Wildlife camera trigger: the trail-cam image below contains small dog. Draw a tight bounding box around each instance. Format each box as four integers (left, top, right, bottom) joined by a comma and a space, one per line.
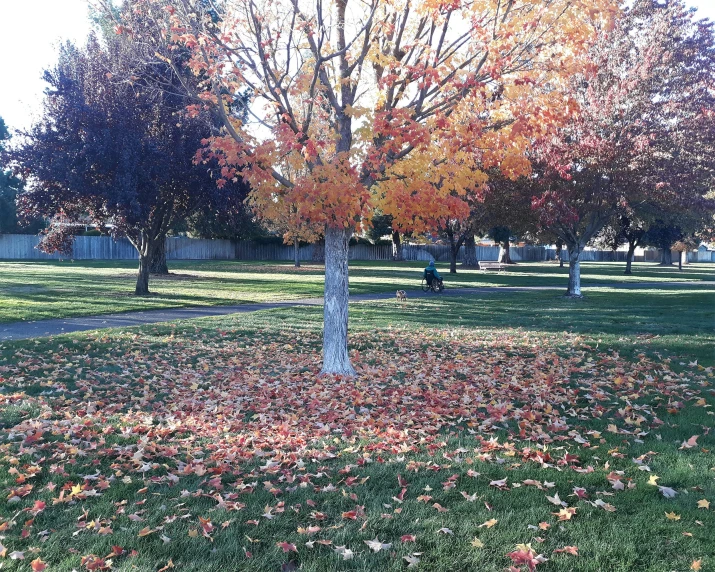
396, 289, 407, 301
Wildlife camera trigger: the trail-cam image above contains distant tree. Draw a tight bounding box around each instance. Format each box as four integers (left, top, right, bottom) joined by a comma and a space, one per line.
531, 0, 715, 296
471, 171, 540, 265
438, 218, 473, 274
10, 37, 249, 294
367, 213, 404, 261
643, 220, 683, 266
488, 226, 515, 265
597, 213, 647, 274
0, 117, 44, 234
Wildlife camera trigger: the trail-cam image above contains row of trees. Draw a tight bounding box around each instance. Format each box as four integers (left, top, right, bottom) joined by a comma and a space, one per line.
3, 0, 714, 374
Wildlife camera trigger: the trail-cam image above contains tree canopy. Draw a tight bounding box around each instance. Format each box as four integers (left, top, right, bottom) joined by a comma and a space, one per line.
530, 0, 715, 295
10, 34, 250, 293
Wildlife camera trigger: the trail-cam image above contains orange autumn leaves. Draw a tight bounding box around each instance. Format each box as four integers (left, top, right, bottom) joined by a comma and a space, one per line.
1, 326, 712, 569
155, 0, 620, 234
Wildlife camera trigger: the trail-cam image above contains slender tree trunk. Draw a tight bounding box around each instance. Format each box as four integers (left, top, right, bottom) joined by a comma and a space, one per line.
462, 232, 478, 267
321, 226, 355, 376
624, 241, 636, 275
149, 239, 169, 275
446, 230, 458, 273
566, 244, 584, 297
498, 239, 514, 264
555, 241, 564, 267
678, 251, 683, 271
391, 231, 403, 261
659, 248, 673, 266
449, 252, 457, 273
294, 240, 300, 268
681, 250, 689, 266
136, 249, 151, 295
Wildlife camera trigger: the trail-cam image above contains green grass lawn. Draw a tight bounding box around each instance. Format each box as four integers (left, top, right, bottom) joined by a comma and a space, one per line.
0, 286, 713, 571
0, 259, 713, 323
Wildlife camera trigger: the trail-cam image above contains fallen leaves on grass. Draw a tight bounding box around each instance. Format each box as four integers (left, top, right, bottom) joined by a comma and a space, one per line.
0, 327, 711, 570
364, 537, 392, 552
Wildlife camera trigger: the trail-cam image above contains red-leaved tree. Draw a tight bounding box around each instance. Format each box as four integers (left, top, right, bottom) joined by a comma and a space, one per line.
531, 0, 715, 296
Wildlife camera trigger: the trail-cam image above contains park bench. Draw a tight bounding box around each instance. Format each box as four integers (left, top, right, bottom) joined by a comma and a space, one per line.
478, 261, 507, 272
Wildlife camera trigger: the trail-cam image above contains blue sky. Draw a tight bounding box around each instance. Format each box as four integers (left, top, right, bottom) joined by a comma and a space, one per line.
1, 0, 714, 133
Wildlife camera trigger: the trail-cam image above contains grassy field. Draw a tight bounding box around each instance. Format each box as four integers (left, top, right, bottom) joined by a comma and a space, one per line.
0, 259, 713, 323
0, 283, 713, 571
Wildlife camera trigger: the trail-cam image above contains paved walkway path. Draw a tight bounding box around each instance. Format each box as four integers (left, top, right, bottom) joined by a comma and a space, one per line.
1, 281, 713, 341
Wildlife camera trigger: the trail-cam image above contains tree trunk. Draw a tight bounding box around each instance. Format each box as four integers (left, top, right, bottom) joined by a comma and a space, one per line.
447, 231, 458, 274
462, 233, 478, 267
659, 248, 673, 266
312, 239, 325, 262
678, 251, 683, 271
136, 252, 151, 295
449, 252, 457, 273
391, 231, 403, 261
566, 244, 584, 297
498, 239, 514, 264
555, 241, 564, 267
321, 226, 355, 376
149, 239, 169, 275
681, 250, 688, 266
624, 241, 636, 275
294, 240, 300, 268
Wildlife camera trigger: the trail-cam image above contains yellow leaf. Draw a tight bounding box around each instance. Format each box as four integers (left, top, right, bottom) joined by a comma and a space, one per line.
478, 519, 498, 528
691, 559, 702, 571
470, 537, 484, 548
665, 512, 681, 521
188, 529, 199, 538
70, 484, 83, 497
696, 499, 710, 509
138, 527, 154, 537
647, 475, 660, 486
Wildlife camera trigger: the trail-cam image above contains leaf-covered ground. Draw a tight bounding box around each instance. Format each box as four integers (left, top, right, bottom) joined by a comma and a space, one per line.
1, 294, 713, 571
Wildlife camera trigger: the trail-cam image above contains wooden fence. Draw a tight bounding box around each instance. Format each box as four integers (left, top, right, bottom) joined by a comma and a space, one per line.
0, 234, 712, 263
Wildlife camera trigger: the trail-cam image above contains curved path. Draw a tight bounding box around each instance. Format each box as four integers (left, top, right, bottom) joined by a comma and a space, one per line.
1, 281, 713, 341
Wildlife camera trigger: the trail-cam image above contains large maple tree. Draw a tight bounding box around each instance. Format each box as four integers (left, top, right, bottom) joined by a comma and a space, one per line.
530, 0, 715, 296
109, 0, 616, 373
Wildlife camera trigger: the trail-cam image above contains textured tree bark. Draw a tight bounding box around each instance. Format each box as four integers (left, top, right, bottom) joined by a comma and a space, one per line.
312, 239, 325, 262
391, 231, 403, 261
445, 226, 461, 273
149, 239, 169, 274
659, 249, 673, 266
294, 240, 300, 268
624, 241, 636, 275
462, 232, 478, 267
498, 239, 514, 264
321, 226, 355, 376
566, 244, 584, 297
136, 252, 151, 295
